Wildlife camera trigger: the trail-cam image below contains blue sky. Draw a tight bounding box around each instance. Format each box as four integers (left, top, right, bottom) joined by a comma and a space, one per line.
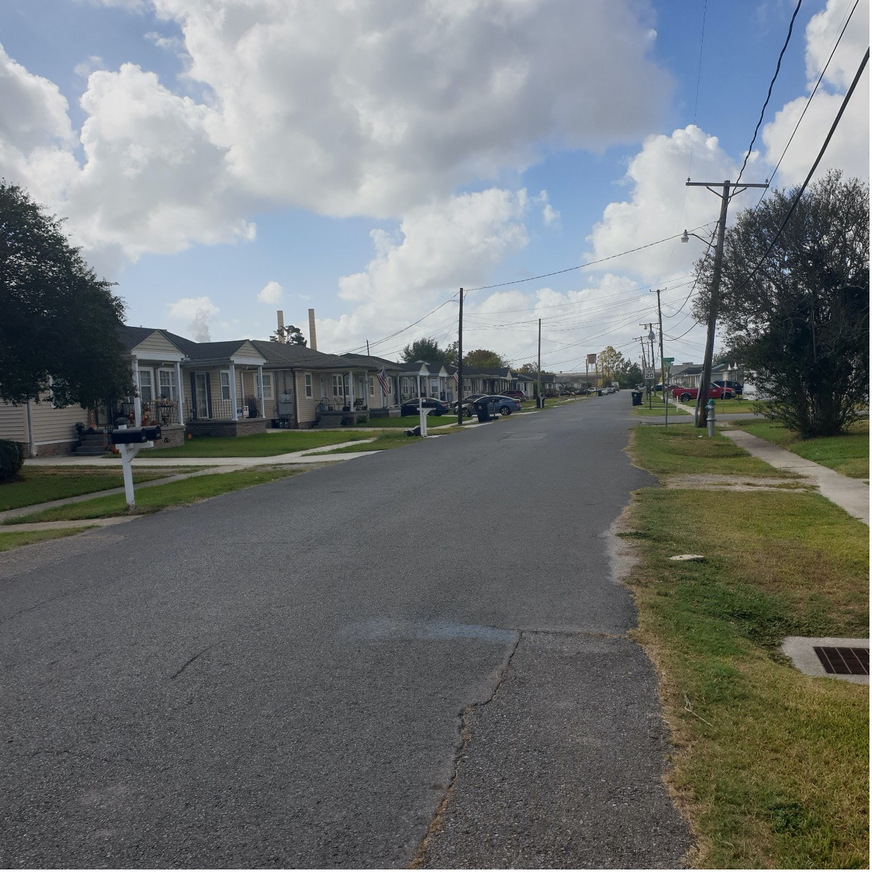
0, 0, 867, 372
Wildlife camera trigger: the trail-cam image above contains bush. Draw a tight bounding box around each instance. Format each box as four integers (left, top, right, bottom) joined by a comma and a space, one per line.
0, 439, 24, 483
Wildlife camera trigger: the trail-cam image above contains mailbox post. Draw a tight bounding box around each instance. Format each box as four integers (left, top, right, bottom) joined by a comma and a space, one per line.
110, 424, 161, 508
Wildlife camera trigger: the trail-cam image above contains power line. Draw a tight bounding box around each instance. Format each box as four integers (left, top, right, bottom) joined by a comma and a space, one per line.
735, 45, 869, 292
762, 0, 862, 199
735, 0, 804, 187
464, 232, 688, 292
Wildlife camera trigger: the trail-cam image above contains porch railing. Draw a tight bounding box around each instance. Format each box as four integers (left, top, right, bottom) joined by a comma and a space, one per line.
119, 401, 180, 426
183, 397, 262, 421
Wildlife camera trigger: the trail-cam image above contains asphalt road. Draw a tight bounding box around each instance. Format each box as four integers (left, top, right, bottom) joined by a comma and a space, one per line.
0, 396, 692, 868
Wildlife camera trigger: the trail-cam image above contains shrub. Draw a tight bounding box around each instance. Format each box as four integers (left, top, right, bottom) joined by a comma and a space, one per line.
0, 439, 24, 483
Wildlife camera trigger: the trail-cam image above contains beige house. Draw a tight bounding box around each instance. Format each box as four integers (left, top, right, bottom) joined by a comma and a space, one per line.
0, 325, 414, 455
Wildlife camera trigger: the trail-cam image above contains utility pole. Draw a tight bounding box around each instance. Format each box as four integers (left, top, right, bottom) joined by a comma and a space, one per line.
655, 288, 668, 425
537, 319, 542, 406
457, 288, 464, 426
686, 178, 768, 427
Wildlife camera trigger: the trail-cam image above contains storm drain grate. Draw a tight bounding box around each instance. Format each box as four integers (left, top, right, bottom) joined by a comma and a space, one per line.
813, 646, 869, 676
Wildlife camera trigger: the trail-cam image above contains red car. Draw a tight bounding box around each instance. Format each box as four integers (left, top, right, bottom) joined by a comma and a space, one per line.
502, 390, 528, 401
671, 383, 735, 402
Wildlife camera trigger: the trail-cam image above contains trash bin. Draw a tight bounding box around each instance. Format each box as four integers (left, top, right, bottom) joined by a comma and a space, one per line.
631, 390, 643, 406
474, 400, 491, 422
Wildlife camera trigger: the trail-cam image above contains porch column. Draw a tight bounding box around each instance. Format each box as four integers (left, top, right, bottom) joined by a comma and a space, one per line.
256, 366, 264, 417
131, 356, 142, 426
348, 370, 354, 409
175, 361, 185, 425
229, 362, 238, 420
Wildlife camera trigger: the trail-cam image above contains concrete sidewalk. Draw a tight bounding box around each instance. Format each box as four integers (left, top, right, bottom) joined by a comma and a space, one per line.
720, 426, 869, 525
2, 440, 380, 529
665, 401, 869, 525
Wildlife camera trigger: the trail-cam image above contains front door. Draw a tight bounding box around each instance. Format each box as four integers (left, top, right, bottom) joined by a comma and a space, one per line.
195, 373, 210, 418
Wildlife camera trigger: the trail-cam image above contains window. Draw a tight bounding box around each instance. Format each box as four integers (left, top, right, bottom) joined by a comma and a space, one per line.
305, 373, 313, 398
138, 370, 153, 403
220, 371, 231, 401
332, 374, 344, 397
262, 372, 273, 400
158, 370, 177, 401
369, 377, 375, 397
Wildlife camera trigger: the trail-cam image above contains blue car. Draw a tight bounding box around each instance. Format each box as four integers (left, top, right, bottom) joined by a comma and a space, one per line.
475, 395, 522, 416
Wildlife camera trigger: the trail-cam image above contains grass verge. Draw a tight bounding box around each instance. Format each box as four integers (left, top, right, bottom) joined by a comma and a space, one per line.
305, 430, 449, 453
151, 430, 371, 457
3, 467, 302, 523
632, 424, 798, 479
624, 429, 869, 868
0, 527, 97, 552
1, 467, 182, 512
728, 418, 869, 480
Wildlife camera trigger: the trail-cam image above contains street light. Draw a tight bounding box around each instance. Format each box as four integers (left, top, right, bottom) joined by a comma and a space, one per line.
681, 216, 726, 429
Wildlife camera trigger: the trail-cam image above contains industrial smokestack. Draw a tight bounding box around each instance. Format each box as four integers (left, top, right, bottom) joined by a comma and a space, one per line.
308, 308, 317, 350
277, 310, 284, 332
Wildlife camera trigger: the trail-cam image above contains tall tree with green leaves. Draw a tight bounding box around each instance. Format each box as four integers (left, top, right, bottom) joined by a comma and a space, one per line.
400, 337, 456, 365
693, 171, 868, 436
0, 183, 132, 407
463, 348, 508, 369
596, 345, 627, 382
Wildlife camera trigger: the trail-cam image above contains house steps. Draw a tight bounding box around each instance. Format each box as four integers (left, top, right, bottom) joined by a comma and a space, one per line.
72, 431, 111, 456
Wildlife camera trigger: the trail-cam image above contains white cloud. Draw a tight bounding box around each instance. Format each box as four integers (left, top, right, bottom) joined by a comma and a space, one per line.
585, 125, 744, 282
257, 280, 283, 304
761, 0, 870, 187
317, 188, 530, 352
150, 0, 670, 218
0, 45, 80, 207
167, 295, 219, 341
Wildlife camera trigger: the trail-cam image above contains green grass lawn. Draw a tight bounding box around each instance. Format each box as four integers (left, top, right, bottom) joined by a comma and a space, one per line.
626, 427, 869, 868
3, 467, 303, 523
1, 467, 175, 511
728, 418, 869, 479
0, 527, 98, 552
151, 430, 371, 457
633, 395, 689, 417
630, 425, 799, 479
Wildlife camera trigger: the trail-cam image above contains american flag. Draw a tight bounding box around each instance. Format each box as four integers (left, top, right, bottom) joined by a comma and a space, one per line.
377, 367, 390, 396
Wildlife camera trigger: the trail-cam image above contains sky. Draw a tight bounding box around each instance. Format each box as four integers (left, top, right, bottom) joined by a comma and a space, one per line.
0, 0, 868, 374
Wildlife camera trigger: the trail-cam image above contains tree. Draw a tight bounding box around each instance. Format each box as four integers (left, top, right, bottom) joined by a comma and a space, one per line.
400, 337, 457, 365
463, 348, 508, 369
596, 345, 626, 382
693, 171, 868, 437
0, 183, 133, 408
271, 324, 307, 345
623, 362, 643, 388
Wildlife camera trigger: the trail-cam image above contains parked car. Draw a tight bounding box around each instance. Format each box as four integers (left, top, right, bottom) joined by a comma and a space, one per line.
502, 389, 528, 401
671, 383, 736, 402
452, 394, 486, 417
400, 397, 451, 416
713, 379, 744, 395
472, 394, 522, 416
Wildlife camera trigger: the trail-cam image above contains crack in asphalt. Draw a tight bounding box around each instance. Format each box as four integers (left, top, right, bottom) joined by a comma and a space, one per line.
410, 630, 523, 868
169, 643, 218, 680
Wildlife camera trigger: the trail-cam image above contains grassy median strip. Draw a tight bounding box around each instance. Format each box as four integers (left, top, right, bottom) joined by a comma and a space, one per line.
153, 430, 372, 457
0, 467, 176, 512
625, 427, 869, 868
728, 418, 869, 480
0, 527, 98, 552
3, 467, 303, 523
